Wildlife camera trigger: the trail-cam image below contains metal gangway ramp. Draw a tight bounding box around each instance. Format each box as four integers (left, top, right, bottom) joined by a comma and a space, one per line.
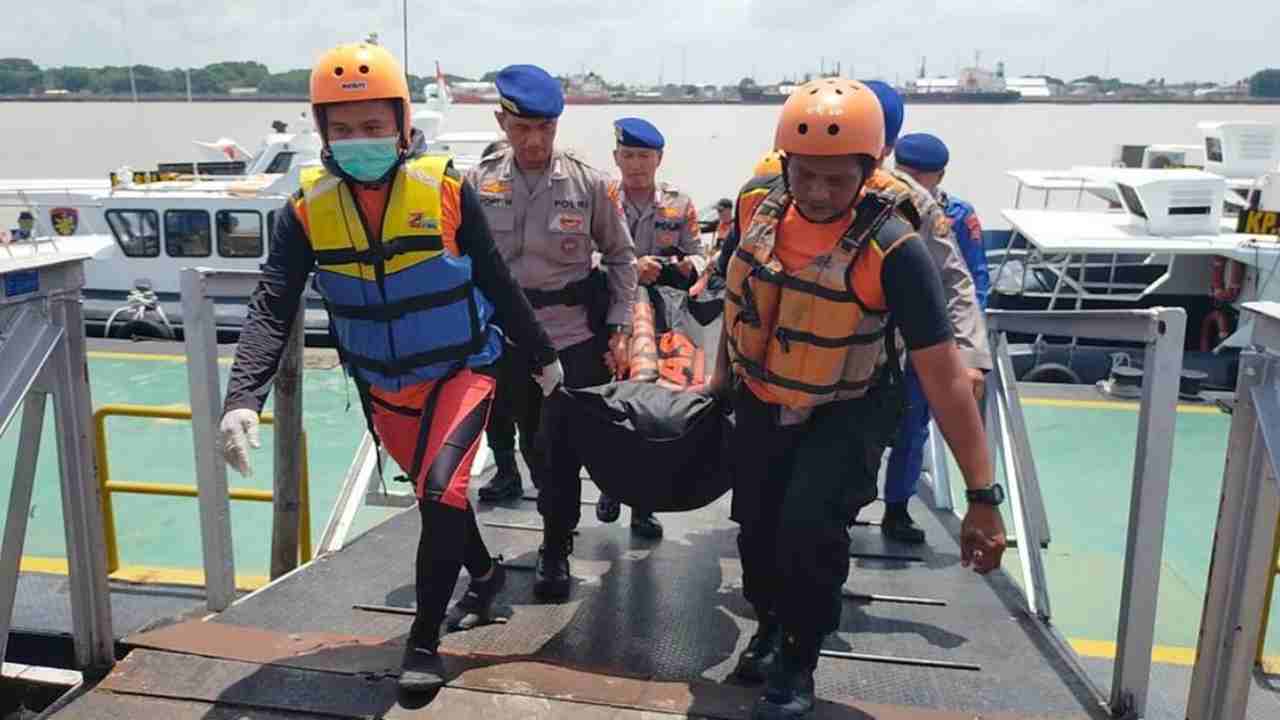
0, 253, 114, 687
32, 302, 1280, 718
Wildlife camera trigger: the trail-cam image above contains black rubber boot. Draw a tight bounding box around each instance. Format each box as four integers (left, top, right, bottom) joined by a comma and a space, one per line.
399, 640, 446, 694
447, 561, 506, 631
732, 613, 781, 684
881, 501, 926, 544
533, 534, 572, 601
596, 493, 621, 523
478, 458, 522, 502
751, 633, 819, 719
630, 511, 664, 539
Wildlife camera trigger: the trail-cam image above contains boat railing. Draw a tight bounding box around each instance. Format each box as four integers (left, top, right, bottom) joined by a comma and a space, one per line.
176, 267, 426, 609
996, 173, 1182, 311
178, 267, 307, 611
924, 307, 1187, 719
0, 188, 111, 254
0, 253, 115, 677
91, 403, 314, 576
1188, 301, 1280, 719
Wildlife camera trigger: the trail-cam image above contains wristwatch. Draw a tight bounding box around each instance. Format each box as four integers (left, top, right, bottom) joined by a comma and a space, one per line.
965, 483, 1006, 507
606, 323, 632, 337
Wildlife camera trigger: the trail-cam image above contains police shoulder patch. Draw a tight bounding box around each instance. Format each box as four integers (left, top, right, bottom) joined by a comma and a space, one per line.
932, 212, 954, 238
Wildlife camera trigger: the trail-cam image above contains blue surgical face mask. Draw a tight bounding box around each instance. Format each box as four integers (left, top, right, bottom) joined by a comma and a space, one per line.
329, 137, 400, 182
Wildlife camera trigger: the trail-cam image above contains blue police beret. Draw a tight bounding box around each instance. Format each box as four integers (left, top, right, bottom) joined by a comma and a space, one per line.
614, 117, 664, 150
864, 80, 904, 147
495, 64, 564, 118
895, 133, 949, 172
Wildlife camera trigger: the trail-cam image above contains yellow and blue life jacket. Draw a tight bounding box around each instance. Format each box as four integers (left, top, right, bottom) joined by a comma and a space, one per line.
299, 155, 502, 391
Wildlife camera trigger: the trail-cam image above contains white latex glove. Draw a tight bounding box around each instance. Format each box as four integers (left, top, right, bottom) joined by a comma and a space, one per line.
534, 358, 565, 397
220, 408, 261, 477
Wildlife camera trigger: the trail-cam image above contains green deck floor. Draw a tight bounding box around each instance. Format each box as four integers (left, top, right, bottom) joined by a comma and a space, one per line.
0, 350, 401, 581
942, 390, 1280, 659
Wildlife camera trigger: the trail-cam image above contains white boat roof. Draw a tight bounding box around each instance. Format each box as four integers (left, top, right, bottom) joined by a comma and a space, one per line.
0, 178, 113, 194
1009, 167, 1260, 192
105, 177, 287, 197
1002, 209, 1279, 256
1006, 169, 1109, 192
0, 250, 91, 275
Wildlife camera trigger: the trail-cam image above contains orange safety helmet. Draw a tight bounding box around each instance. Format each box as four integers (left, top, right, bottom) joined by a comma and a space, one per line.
753, 150, 784, 177
310, 42, 412, 145
774, 78, 884, 158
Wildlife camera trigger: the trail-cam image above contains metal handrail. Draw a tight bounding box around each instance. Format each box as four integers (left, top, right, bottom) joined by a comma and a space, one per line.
1258, 521, 1280, 667
180, 267, 306, 611
1188, 301, 1280, 719
923, 308, 1186, 719
0, 255, 114, 674
92, 403, 312, 577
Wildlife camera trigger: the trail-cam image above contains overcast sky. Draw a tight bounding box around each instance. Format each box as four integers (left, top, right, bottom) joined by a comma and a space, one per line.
4, 1, 1272, 86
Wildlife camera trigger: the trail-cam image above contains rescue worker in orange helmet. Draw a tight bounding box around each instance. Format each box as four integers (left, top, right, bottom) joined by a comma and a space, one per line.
706, 78, 1007, 719
218, 42, 559, 696
753, 150, 784, 178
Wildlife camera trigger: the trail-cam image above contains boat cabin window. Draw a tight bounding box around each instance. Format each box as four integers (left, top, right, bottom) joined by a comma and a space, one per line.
265, 152, 296, 174
165, 210, 212, 257
105, 209, 160, 257
216, 210, 264, 258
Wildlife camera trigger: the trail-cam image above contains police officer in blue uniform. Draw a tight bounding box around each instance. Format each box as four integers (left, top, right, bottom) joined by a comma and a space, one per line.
883, 132, 991, 543
466, 64, 638, 600
595, 117, 705, 539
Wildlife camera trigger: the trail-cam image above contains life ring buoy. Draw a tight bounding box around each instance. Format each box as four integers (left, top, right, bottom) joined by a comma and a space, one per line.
1200, 309, 1235, 352
1023, 363, 1082, 385
112, 318, 175, 341
1210, 256, 1245, 303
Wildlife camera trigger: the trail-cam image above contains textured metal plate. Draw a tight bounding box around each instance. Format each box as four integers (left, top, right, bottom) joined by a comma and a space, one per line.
99, 649, 400, 716
82, 646, 1069, 720
127, 621, 404, 676
50, 692, 312, 720
204, 483, 1101, 716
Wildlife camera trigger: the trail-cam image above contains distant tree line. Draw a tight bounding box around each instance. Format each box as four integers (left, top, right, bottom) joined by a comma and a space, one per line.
0, 57, 469, 97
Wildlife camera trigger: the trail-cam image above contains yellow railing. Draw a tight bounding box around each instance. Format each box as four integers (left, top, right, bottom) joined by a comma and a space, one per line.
93, 403, 311, 576
1258, 518, 1280, 668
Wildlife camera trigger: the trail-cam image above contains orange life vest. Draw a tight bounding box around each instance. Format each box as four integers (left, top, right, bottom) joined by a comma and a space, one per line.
724, 178, 917, 409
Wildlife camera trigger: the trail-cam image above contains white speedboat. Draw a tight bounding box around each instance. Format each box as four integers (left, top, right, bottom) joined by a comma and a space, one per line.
1, 100, 501, 342
989, 121, 1280, 388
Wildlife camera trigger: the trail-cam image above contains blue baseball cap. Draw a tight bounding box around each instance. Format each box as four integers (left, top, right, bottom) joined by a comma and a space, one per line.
895, 133, 950, 172
495, 64, 564, 118
864, 80, 904, 147
614, 117, 664, 150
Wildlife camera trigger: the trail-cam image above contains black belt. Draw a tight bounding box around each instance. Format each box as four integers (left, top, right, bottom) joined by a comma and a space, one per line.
524, 284, 582, 309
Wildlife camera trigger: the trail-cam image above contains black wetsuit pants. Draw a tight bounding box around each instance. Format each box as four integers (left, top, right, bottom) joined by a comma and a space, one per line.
729, 383, 885, 639
486, 340, 544, 470
411, 501, 492, 647
399, 385, 495, 649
